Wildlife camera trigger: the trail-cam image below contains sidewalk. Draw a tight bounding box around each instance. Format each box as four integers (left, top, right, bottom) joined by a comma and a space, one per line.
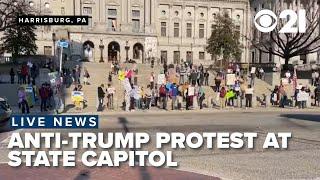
10, 105, 55, 115
63, 105, 320, 116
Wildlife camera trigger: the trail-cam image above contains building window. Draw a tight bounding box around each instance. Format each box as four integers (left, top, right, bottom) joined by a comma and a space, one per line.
200, 12, 204, 17
300, 54, 307, 64
211, 24, 216, 33
174, 51, 180, 64
61, 7, 65, 15
83, 7, 92, 15
132, 10, 140, 18
132, 19, 140, 33
107, 9, 117, 31
83, 7, 92, 28
161, 51, 167, 64
161, 10, 166, 15
174, 23, 179, 37
175, 11, 179, 16
186, 23, 192, 38
199, 24, 205, 38
44, 46, 52, 56
199, 52, 205, 60
187, 12, 192, 17
161, 22, 166, 37
108, 9, 117, 16
132, 10, 140, 33
212, 13, 216, 18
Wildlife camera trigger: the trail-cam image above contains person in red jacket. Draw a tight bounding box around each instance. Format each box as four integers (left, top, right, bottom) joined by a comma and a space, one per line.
21, 64, 29, 84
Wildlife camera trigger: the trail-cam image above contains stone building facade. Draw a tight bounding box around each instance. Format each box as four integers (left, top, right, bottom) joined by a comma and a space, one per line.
20, 0, 251, 65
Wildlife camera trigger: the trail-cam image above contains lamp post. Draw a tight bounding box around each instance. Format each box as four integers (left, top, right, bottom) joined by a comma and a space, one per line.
125, 41, 130, 62
52, 33, 57, 57
191, 43, 193, 64
99, 39, 104, 63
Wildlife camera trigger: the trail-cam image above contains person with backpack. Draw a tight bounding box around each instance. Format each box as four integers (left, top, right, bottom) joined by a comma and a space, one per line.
219, 86, 227, 109
159, 84, 167, 110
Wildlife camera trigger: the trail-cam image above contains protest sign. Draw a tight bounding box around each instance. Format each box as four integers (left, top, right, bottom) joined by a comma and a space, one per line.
188, 86, 195, 96
226, 74, 236, 86
157, 74, 166, 85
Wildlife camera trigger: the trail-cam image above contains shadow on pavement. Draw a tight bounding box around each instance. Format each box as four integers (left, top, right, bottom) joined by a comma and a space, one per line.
119, 117, 151, 180
280, 114, 320, 123
0, 118, 20, 133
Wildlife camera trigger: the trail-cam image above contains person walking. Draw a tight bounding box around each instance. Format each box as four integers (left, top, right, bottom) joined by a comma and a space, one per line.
97, 84, 105, 111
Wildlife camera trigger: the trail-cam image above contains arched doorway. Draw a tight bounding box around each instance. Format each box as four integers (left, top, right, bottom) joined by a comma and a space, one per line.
133, 43, 144, 63
108, 41, 120, 62
83, 41, 95, 62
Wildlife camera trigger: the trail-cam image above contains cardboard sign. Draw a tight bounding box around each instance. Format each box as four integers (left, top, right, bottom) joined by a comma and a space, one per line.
118, 70, 126, 81
39, 68, 51, 84
188, 86, 195, 96
297, 92, 309, 102
157, 74, 166, 85
123, 78, 132, 92
24, 85, 35, 106
226, 74, 236, 86
71, 91, 84, 102
251, 67, 256, 74
48, 72, 60, 86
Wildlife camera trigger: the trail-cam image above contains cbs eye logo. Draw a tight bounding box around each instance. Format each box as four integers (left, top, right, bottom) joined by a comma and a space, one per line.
254, 9, 306, 33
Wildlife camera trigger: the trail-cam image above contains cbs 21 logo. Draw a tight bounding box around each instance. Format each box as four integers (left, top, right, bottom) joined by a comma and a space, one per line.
254, 9, 306, 33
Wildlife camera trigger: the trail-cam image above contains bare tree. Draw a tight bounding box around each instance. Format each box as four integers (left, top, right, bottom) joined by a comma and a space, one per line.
0, 0, 31, 32
252, 0, 320, 66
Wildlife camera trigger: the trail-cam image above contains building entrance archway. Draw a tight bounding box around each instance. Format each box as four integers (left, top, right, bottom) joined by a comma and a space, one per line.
108, 41, 120, 62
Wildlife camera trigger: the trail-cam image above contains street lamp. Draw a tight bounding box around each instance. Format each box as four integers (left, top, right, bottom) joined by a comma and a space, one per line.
125, 41, 130, 62
99, 39, 104, 63
52, 32, 57, 58
191, 43, 193, 64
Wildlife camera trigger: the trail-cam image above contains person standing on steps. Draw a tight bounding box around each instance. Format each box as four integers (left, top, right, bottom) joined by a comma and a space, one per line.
97, 84, 105, 111
83, 68, 90, 85
107, 84, 116, 110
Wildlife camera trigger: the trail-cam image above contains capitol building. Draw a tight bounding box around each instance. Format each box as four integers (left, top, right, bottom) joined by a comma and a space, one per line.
24, 0, 251, 65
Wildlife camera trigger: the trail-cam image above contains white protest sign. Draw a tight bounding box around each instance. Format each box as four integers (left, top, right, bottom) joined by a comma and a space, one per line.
157, 74, 166, 85
226, 74, 236, 86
